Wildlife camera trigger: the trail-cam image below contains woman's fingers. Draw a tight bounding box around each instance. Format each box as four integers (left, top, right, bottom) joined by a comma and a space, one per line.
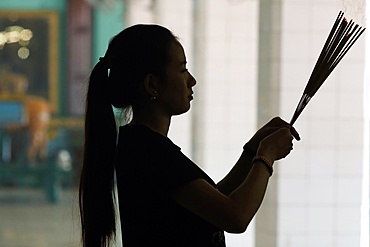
289, 126, 301, 141
268, 117, 301, 141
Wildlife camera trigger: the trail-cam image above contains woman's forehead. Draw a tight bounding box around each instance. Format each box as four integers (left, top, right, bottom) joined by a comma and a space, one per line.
169, 41, 186, 64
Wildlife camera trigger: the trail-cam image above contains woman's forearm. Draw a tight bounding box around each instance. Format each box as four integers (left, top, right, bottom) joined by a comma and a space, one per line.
217, 150, 255, 195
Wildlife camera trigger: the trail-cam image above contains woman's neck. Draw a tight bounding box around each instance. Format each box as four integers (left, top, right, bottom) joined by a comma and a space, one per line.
130, 111, 171, 137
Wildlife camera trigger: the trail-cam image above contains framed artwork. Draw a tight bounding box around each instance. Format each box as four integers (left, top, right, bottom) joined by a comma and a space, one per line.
0, 10, 59, 112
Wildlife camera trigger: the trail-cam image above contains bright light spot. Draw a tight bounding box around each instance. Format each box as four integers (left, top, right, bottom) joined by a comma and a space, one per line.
6, 30, 20, 43
20, 29, 33, 41
18, 47, 29, 59
0, 32, 6, 46
0, 26, 33, 48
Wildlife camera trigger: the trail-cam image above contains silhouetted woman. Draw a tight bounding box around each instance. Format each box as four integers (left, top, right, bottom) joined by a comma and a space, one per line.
79, 24, 300, 247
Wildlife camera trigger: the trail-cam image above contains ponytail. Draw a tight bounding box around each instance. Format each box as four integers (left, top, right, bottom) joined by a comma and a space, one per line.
79, 60, 117, 247
78, 24, 178, 246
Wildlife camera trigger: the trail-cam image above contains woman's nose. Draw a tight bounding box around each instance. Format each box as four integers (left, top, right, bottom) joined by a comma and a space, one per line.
189, 72, 196, 87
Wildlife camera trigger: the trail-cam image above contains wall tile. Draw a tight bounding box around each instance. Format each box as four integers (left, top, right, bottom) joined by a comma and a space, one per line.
306, 119, 339, 147
312, 3, 341, 32
307, 149, 336, 177
306, 235, 335, 247
335, 206, 362, 233
279, 149, 309, 177
278, 235, 308, 247
282, 3, 311, 31
338, 91, 364, 119
336, 149, 363, 176
338, 63, 365, 91
307, 177, 336, 204
338, 119, 364, 148
279, 178, 308, 205
282, 33, 312, 62
278, 206, 308, 234
307, 206, 335, 234
334, 233, 361, 247
335, 177, 363, 204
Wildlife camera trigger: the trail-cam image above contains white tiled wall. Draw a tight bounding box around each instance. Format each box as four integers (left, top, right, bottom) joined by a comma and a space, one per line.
124, 0, 368, 246
278, 1, 368, 247
200, 0, 258, 181
200, 1, 258, 246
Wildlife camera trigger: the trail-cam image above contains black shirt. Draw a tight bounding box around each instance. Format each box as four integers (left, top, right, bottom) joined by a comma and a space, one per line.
115, 125, 226, 246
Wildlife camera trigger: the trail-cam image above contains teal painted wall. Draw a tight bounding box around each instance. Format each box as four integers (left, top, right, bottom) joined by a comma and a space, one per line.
0, 0, 65, 10
92, 1, 125, 64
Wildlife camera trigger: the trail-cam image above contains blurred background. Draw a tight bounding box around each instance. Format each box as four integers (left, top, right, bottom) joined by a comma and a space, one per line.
0, 0, 368, 246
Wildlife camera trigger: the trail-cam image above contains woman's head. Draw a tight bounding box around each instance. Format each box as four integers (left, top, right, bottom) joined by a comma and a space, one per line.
151, 40, 196, 116
102, 24, 178, 109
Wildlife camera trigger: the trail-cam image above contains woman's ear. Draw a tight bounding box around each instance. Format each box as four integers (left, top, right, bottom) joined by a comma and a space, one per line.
143, 74, 159, 98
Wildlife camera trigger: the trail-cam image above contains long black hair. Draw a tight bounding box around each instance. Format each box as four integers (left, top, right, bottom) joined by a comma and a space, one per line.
79, 24, 177, 247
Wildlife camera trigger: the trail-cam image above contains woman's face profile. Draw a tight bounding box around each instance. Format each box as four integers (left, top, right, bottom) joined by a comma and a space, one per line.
156, 41, 197, 116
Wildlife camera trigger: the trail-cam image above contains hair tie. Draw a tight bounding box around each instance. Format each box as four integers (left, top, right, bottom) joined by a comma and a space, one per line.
99, 57, 110, 69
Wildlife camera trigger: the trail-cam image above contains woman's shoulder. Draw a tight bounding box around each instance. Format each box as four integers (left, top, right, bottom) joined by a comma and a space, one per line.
118, 124, 180, 150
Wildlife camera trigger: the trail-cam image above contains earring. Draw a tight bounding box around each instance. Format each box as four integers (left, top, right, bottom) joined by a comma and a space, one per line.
150, 91, 157, 101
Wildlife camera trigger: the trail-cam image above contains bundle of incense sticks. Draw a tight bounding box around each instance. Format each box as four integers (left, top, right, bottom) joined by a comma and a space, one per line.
290, 11, 366, 125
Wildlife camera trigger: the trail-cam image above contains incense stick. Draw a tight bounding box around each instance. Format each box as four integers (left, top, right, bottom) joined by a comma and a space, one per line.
289, 11, 366, 125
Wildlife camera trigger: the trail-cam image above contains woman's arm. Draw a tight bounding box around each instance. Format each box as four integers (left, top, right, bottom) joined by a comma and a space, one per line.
173, 126, 296, 233
217, 117, 300, 195
216, 150, 254, 196
173, 161, 270, 233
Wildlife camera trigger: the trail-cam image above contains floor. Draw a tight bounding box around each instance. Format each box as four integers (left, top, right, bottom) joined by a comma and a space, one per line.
0, 187, 81, 247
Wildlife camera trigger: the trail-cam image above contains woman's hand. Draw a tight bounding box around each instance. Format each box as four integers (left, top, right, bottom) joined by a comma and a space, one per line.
244, 117, 300, 155
256, 127, 294, 163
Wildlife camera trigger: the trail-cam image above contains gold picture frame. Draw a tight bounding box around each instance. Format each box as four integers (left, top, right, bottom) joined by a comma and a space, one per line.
0, 10, 59, 112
